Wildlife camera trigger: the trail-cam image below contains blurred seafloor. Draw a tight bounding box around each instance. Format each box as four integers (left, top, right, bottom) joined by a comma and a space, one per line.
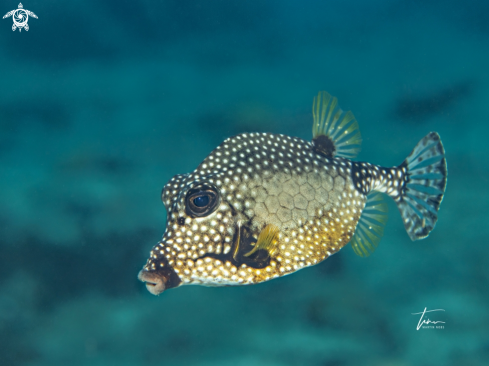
0, 1, 488, 365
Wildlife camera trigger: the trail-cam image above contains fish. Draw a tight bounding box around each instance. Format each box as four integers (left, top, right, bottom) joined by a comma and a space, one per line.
138, 91, 447, 295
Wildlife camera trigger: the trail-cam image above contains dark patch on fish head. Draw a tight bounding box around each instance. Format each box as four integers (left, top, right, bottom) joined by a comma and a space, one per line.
230, 224, 272, 269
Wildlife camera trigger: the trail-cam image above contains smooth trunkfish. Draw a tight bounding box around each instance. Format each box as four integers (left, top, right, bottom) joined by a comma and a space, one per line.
138, 91, 447, 295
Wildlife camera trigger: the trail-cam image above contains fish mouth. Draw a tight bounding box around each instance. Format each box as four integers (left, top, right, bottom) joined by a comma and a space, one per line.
138, 270, 166, 296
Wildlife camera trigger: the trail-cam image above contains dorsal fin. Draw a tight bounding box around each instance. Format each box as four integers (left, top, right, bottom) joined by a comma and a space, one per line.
350, 193, 388, 257
312, 91, 362, 159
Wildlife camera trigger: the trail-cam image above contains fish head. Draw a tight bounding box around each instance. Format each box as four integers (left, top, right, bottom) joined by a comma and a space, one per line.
138, 166, 242, 294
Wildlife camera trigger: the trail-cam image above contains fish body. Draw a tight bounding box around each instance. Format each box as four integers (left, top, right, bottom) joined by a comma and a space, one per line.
139, 92, 447, 295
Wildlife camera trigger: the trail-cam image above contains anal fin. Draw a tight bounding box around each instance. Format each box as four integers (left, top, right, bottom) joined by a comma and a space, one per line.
351, 193, 388, 257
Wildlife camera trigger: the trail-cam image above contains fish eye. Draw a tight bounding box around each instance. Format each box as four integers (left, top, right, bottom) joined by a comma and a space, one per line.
185, 185, 220, 217
193, 195, 209, 207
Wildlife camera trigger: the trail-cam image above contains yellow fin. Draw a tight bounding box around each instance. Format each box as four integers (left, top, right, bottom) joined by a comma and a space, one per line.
244, 224, 280, 257
312, 91, 362, 159
351, 193, 388, 257
233, 221, 242, 261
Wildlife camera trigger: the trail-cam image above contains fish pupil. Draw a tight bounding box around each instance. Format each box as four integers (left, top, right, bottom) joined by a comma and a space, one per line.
193, 195, 209, 207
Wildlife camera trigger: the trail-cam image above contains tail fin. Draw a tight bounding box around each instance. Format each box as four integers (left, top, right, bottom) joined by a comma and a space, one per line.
397, 132, 447, 240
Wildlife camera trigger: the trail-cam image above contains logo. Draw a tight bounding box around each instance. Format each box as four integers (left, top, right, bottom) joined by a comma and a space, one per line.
3, 3, 37, 32
411, 307, 445, 330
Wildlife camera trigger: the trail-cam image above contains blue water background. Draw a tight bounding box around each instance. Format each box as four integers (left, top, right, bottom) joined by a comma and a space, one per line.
0, 1, 488, 365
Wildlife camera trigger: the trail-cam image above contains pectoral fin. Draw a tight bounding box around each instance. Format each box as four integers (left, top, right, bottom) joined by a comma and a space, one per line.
244, 224, 280, 257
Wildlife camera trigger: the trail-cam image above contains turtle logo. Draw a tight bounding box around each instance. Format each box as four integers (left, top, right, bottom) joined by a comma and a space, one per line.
3, 3, 37, 32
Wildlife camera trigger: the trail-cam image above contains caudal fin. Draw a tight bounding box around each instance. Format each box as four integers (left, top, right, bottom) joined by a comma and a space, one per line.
397, 132, 447, 240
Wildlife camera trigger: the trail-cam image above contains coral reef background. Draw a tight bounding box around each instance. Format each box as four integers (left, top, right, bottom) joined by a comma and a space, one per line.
0, 1, 488, 365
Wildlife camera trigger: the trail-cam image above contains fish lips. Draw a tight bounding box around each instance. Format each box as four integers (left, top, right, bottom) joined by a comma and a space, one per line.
138, 252, 183, 295
138, 270, 166, 295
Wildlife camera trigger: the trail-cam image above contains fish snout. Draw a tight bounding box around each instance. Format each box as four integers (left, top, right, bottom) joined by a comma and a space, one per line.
138, 270, 166, 295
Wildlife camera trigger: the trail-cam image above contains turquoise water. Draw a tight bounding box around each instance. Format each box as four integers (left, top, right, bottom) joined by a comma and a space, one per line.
0, 1, 487, 365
